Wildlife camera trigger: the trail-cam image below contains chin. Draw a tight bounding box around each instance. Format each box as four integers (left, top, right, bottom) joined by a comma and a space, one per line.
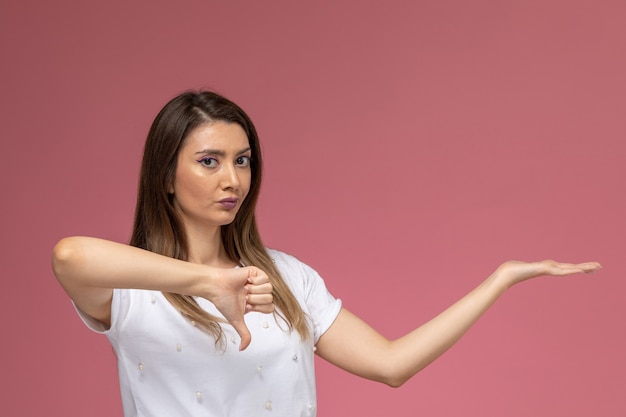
217, 214, 239, 226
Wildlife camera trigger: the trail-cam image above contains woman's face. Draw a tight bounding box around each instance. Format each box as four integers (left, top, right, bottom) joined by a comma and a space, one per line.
170, 121, 252, 230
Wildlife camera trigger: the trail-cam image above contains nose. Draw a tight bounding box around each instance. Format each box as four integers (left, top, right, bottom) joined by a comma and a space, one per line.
220, 162, 240, 190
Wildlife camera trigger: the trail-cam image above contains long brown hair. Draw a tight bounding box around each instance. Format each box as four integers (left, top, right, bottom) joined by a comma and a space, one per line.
130, 90, 309, 343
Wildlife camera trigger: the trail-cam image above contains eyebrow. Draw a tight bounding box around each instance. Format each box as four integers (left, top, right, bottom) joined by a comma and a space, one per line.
194, 147, 251, 156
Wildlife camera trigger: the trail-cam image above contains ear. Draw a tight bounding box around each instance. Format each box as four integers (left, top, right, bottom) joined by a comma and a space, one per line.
168, 182, 174, 194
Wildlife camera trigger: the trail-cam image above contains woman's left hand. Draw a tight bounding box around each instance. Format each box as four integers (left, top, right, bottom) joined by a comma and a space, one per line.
316, 258, 601, 387
493, 260, 602, 289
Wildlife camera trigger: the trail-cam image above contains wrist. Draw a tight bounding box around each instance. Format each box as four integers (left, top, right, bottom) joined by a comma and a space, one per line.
487, 265, 515, 293
189, 264, 220, 300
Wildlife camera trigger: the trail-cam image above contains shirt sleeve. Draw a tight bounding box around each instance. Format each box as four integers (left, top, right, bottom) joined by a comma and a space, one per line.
268, 249, 342, 343
72, 288, 130, 336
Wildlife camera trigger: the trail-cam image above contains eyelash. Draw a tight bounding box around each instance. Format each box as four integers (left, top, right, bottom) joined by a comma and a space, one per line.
197, 156, 251, 168
198, 157, 218, 167
236, 156, 251, 167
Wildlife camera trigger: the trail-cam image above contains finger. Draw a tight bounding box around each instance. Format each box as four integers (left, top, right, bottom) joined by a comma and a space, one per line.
246, 266, 260, 279
247, 272, 270, 285
246, 293, 274, 305
578, 262, 602, 272
248, 266, 270, 284
546, 261, 601, 275
230, 318, 252, 351
246, 303, 275, 314
245, 282, 273, 294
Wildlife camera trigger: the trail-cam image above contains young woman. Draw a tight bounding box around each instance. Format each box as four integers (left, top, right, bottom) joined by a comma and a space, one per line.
52, 91, 600, 417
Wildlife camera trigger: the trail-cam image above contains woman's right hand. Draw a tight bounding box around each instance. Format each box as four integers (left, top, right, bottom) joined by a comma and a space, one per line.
207, 266, 274, 350
52, 237, 274, 350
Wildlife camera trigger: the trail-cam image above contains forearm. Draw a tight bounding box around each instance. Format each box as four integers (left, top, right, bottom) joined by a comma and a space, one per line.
385, 273, 507, 386
52, 236, 275, 349
52, 236, 212, 302
316, 275, 509, 387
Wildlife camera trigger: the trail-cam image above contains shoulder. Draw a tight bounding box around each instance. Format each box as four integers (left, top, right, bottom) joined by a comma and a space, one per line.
265, 248, 299, 265
265, 248, 315, 273
265, 248, 341, 341
264, 248, 331, 293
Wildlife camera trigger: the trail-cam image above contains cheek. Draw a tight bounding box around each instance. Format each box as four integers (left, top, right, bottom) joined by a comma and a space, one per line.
173, 168, 206, 197
242, 171, 253, 197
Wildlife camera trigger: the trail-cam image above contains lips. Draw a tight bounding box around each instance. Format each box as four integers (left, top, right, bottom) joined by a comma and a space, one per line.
219, 197, 239, 210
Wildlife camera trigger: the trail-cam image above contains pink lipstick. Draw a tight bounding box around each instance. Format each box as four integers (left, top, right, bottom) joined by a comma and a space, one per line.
219, 197, 239, 210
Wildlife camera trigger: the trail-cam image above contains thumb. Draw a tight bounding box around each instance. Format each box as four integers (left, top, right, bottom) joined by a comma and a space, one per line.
231, 317, 252, 351
234, 267, 254, 350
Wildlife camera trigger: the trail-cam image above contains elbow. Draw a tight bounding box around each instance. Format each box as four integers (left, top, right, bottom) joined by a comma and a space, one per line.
384, 378, 406, 389
379, 361, 429, 388
51, 237, 84, 280
375, 367, 410, 388
382, 372, 412, 388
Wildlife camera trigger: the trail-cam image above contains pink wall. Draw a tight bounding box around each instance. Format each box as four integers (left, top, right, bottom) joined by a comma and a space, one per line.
1, 1, 624, 415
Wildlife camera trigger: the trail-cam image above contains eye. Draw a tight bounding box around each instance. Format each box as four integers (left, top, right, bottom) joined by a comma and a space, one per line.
198, 157, 218, 168
236, 156, 251, 167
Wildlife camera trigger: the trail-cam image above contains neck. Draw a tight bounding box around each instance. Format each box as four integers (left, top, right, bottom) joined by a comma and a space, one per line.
183, 223, 235, 268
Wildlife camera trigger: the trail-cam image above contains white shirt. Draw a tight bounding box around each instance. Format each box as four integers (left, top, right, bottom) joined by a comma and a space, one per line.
76, 249, 342, 417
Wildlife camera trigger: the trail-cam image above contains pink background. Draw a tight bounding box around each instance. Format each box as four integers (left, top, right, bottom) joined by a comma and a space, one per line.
1, 1, 624, 416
